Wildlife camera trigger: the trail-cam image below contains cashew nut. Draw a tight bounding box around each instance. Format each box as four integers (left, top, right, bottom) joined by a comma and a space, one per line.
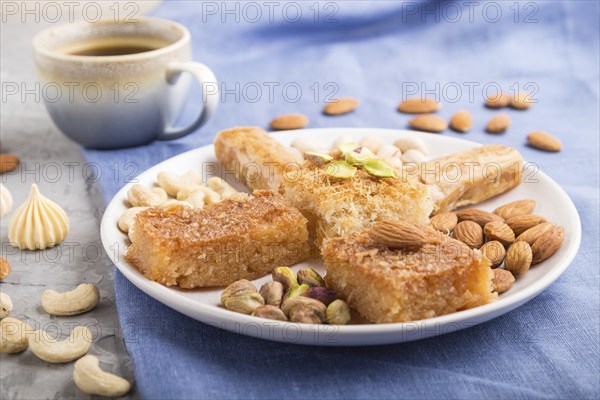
181, 189, 205, 208
74, 355, 131, 397
160, 199, 191, 208
118, 207, 149, 233
0, 292, 12, 318
177, 186, 220, 205
359, 134, 384, 153
0, 317, 32, 353
127, 184, 168, 207
157, 170, 202, 196
41, 284, 100, 316
401, 149, 428, 164
393, 137, 428, 155
29, 325, 92, 363
206, 177, 238, 198
331, 135, 356, 150
377, 144, 402, 160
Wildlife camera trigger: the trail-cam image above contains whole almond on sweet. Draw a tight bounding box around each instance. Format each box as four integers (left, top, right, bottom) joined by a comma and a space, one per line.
480, 241, 506, 268
493, 199, 536, 220
453, 221, 484, 248
485, 93, 510, 109
0, 257, 10, 280
492, 269, 515, 293
323, 97, 359, 115
486, 114, 511, 133
409, 114, 448, 133
531, 226, 564, 264
450, 110, 473, 133
484, 221, 515, 245
528, 131, 562, 152
505, 241, 533, 276
397, 97, 440, 114
516, 222, 555, 245
510, 91, 533, 110
0, 154, 19, 174
456, 209, 504, 227
506, 215, 547, 236
430, 212, 458, 233
369, 220, 429, 248
270, 114, 309, 130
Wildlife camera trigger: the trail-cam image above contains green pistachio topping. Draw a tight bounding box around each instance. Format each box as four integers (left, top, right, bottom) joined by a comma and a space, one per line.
337, 141, 359, 154
304, 151, 334, 164
326, 160, 357, 178
345, 147, 375, 165
363, 159, 398, 178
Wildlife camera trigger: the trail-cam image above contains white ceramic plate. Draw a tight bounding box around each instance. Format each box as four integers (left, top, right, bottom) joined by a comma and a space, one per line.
100, 128, 581, 346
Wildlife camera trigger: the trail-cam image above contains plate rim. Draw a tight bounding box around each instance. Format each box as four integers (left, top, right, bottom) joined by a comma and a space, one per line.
100, 128, 582, 345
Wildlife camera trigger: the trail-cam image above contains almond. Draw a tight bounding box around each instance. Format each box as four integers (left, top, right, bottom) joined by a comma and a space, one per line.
456, 209, 504, 227
397, 97, 440, 114
484, 221, 515, 245
453, 221, 484, 248
510, 91, 533, 110
480, 241, 506, 268
369, 220, 429, 248
505, 241, 532, 276
531, 226, 564, 264
430, 212, 458, 233
0, 154, 19, 174
506, 215, 547, 236
0, 257, 10, 280
515, 222, 555, 245
270, 114, 309, 130
450, 110, 473, 133
486, 114, 511, 133
408, 114, 448, 133
527, 131, 562, 152
484, 92, 510, 109
492, 269, 515, 293
323, 97, 359, 116
493, 199, 536, 220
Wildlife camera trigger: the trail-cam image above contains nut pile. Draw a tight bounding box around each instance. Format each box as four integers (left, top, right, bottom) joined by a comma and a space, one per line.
119, 173, 238, 241
221, 267, 351, 325
290, 134, 430, 170
0, 283, 131, 397
430, 199, 565, 293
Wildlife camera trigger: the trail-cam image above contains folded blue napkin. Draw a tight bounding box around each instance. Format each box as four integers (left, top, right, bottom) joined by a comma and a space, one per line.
83, 1, 599, 398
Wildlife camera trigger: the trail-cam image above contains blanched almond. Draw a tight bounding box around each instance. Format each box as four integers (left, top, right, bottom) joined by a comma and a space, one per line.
409, 114, 448, 133
270, 114, 309, 130
528, 131, 562, 152
397, 97, 439, 113
323, 97, 359, 115
486, 114, 511, 133
450, 110, 473, 133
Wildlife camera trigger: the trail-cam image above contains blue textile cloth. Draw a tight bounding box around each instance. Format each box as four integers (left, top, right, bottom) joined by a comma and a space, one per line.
83, 1, 600, 398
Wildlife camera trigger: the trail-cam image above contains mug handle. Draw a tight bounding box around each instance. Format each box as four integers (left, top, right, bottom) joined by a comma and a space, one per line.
157, 61, 219, 141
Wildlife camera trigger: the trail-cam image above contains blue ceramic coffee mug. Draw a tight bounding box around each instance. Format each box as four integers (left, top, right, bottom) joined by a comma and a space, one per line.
33, 17, 219, 149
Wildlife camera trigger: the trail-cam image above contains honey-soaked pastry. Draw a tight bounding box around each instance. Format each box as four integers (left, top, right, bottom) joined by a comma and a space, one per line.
323, 226, 496, 323
214, 127, 302, 191
126, 191, 309, 288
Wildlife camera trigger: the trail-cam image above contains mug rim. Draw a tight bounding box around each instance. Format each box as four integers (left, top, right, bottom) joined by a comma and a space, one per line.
33, 16, 190, 63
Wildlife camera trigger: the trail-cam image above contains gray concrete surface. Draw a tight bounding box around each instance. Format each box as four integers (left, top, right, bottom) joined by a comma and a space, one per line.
0, 3, 159, 398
